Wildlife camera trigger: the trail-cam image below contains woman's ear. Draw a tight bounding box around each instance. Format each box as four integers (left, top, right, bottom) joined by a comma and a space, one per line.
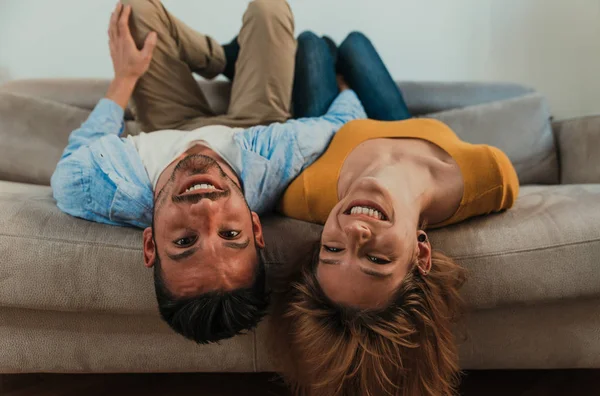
416, 231, 432, 275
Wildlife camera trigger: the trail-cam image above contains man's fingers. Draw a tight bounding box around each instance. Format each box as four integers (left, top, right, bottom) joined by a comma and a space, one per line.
109, 3, 121, 40
141, 32, 158, 60
118, 4, 132, 37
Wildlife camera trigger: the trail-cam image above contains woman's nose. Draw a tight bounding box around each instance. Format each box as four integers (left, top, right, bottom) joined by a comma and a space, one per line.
344, 222, 372, 244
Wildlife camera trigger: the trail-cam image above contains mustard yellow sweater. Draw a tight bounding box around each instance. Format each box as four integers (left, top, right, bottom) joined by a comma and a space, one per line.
279, 119, 519, 228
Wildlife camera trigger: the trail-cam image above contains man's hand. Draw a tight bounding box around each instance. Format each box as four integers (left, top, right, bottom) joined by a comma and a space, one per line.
109, 3, 157, 81
106, 3, 157, 109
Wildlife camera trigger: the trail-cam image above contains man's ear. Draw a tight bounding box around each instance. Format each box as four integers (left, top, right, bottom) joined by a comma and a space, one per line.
143, 227, 156, 268
251, 211, 266, 249
416, 231, 432, 276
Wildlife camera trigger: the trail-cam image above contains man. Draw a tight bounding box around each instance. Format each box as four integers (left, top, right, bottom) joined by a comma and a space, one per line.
51, 0, 366, 343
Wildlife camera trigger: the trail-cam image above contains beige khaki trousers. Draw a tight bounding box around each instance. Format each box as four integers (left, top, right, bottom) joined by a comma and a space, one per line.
122, 0, 296, 131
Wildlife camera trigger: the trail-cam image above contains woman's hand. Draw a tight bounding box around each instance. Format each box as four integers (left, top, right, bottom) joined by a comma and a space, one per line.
108, 3, 157, 82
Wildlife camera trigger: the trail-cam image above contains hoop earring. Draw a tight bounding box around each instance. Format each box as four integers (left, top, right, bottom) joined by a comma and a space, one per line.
417, 264, 430, 276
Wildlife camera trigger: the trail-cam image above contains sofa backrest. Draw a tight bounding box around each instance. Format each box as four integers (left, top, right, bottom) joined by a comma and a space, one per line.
0, 78, 535, 118
0, 79, 555, 186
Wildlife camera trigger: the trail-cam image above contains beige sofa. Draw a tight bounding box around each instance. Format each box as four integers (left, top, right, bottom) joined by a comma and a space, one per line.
1, 79, 599, 374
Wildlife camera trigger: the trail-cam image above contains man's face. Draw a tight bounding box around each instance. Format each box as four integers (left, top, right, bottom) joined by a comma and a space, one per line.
142, 155, 265, 297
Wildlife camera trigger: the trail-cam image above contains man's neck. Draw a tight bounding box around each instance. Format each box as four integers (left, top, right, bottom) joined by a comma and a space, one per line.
154, 142, 241, 198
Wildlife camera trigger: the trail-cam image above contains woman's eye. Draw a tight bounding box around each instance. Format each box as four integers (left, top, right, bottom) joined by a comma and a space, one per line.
368, 255, 391, 264
174, 235, 197, 247
323, 245, 344, 253
219, 230, 241, 239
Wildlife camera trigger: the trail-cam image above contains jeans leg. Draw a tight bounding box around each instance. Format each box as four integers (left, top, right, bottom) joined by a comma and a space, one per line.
338, 32, 411, 121
292, 31, 339, 118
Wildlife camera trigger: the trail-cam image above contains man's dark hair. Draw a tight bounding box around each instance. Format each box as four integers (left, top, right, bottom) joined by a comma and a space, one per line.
153, 245, 269, 344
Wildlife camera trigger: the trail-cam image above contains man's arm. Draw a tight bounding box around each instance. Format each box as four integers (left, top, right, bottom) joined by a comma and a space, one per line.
292, 89, 367, 166
239, 88, 367, 166
62, 3, 157, 159
106, 3, 156, 109
52, 3, 157, 228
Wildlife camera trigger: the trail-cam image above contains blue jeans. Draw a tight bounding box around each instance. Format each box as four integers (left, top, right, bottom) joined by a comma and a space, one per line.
293, 31, 411, 121
292, 31, 339, 118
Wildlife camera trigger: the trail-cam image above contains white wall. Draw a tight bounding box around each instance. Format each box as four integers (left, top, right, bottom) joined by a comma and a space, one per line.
1, 0, 599, 120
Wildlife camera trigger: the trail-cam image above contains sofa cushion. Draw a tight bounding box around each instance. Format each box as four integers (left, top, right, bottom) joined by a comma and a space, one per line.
399, 81, 535, 116
1, 181, 599, 314
426, 93, 558, 185
0, 93, 143, 186
0, 93, 90, 186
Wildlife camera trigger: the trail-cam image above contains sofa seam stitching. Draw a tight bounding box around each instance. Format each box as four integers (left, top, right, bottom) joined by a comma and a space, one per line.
0, 232, 140, 251
452, 237, 600, 260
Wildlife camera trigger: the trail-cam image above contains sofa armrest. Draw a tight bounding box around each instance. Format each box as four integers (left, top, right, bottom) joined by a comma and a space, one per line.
554, 115, 600, 184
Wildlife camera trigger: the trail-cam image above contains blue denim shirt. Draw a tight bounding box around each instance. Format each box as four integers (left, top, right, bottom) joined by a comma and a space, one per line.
51, 90, 366, 229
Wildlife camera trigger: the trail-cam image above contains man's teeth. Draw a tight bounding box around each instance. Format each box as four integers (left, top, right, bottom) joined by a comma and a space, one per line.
185, 183, 216, 193
350, 206, 384, 220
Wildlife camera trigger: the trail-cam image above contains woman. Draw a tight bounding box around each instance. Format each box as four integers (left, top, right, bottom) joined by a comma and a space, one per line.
271, 32, 519, 396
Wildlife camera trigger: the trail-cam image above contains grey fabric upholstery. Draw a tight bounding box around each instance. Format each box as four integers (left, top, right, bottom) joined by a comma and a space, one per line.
0, 79, 136, 119
0, 93, 90, 185
1, 79, 600, 373
398, 81, 535, 116
427, 93, 558, 184
0, 79, 231, 120
3, 181, 600, 313
554, 115, 600, 184
0, 79, 555, 186
1, 78, 533, 119
0, 93, 142, 186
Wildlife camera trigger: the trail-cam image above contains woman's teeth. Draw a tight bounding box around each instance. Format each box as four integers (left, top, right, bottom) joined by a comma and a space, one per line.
185, 183, 216, 193
349, 206, 384, 220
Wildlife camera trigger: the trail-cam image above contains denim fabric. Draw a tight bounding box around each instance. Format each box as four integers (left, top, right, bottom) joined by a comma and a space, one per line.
338, 32, 411, 121
292, 31, 411, 122
51, 92, 366, 229
292, 31, 339, 118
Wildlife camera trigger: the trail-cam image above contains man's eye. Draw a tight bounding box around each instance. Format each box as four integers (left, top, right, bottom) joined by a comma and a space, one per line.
174, 236, 197, 247
323, 245, 344, 253
368, 255, 391, 265
219, 230, 241, 239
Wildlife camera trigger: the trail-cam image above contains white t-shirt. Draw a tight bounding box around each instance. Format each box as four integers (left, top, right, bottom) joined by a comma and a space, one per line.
127, 125, 244, 189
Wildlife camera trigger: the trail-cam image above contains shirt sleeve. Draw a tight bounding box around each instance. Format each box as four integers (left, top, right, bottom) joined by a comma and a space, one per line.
237, 89, 367, 166
51, 135, 153, 229
51, 99, 153, 229
60, 98, 125, 160
294, 89, 367, 166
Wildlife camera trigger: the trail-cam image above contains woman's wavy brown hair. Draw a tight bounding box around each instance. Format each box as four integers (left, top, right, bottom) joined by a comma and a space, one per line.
269, 245, 467, 396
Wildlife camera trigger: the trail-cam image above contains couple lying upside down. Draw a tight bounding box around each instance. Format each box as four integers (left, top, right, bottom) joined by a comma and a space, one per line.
51, 1, 519, 395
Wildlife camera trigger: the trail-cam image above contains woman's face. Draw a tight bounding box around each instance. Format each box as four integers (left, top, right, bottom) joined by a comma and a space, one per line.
317, 178, 428, 309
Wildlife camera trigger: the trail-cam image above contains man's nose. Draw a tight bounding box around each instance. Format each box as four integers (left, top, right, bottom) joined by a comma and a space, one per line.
189, 197, 219, 219
344, 222, 372, 244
